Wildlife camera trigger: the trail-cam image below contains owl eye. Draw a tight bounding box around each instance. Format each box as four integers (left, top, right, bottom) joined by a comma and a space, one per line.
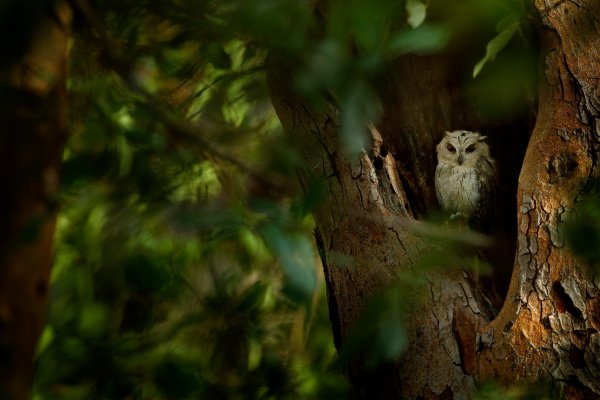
465, 144, 477, 153
446, 144, 456, 153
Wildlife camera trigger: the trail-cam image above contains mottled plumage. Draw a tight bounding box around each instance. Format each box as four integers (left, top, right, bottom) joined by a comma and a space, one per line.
435, 130, 497, 232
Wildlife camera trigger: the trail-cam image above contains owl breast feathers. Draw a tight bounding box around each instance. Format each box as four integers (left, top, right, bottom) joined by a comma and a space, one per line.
435, 130, 498, 232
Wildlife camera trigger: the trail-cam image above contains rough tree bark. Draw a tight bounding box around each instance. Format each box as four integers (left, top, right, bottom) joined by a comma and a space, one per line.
267, 0, 600, 398
0, 2, 71, 399
478, 1, 600, 397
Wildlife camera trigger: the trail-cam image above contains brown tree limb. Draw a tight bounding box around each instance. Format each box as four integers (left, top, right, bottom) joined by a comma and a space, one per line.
0, 2, 72, 399
478, 2, 600, 397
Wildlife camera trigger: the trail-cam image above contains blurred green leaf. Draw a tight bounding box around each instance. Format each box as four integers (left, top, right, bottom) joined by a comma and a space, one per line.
228, 0, 310, 52
292, 177, 327, 217
340, 82, 379, 155
371, 299, 408, 363
260, 225, 317, 304
35, 327, 55, 358
116, 134, 133, 177
406, 0, 427, 29
388, 24, 450, 54
247, 337, 263, 371
473, 15, 520, 78
78, 303, 109, 337
348, 1, 390, 51
338, 287, 409, 368
565, 191, 600, 268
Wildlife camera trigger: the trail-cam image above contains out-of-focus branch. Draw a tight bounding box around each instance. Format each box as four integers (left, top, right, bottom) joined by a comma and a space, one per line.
0, 2, 72, 399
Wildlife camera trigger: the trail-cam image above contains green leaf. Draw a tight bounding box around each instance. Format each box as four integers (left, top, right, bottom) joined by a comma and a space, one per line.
406, 0, 427, 29
340, 82, 379, 156
338, 288, 408, 367
473, 17, 520, 78
292, 177, 327, 217
35, 326, 55, 357
388, 24, 449, 54
260, 225, 316, 303
116, 135, 133, 177
247, 337, 262, 371
78, 302, 109, 337
298, 39, 348, 91
349, 2, 389, 51
564, 192, 600, 267
372, 306, 407, 363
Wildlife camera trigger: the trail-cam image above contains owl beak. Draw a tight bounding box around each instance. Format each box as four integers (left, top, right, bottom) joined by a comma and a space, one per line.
457, 155, 464, 165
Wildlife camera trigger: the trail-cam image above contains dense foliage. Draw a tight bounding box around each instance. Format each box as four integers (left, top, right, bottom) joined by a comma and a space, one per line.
16, 0, 597, 398
34, 1, 343, 398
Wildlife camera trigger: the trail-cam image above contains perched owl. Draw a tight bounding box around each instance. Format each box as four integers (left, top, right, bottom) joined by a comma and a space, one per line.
435, 130, 497, 233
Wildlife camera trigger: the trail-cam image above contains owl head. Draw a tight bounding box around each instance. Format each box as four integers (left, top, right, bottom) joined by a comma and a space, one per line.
436, 130, 490, 168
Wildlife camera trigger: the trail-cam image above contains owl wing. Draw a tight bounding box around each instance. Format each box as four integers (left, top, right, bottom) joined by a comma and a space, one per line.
469, 156, 498, 234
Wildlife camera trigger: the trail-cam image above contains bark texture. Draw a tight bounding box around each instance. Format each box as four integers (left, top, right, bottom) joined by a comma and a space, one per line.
478, 2, 600, 397
268, 0, 600, 398
0, 2, 71, 399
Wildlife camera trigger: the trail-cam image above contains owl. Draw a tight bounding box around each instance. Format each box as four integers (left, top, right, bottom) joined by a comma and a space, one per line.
435, 130, 498, 233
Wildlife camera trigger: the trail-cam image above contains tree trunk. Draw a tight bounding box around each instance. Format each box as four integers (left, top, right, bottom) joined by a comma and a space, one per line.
267, 0, 600, 398
478, 1, 600, 397
0, 2, 71, 399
